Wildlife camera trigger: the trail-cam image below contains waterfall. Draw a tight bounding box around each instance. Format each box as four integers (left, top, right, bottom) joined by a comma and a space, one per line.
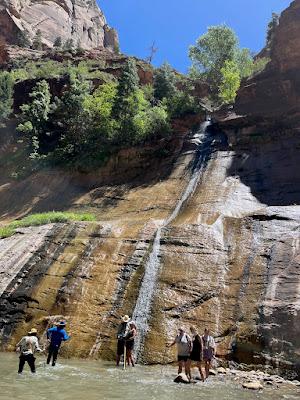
132, 120, 213, 360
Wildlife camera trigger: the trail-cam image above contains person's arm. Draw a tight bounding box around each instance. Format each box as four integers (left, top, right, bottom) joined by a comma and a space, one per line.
16, 337, 24, 352
62, 330, 70, 341
47, 327, 54, 341
167, 336, 177, 348
187, 335, 192, 353
210, 337, 216, 355
34, 337, 43, 352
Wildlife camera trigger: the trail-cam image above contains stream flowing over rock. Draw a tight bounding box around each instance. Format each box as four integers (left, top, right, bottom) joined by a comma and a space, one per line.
0, 0, 300, 381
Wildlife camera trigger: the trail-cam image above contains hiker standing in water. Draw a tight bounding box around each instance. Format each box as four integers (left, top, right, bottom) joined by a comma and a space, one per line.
124, 321, 137, 367
116, 315, 131, 366
167, 327, 192, 381
202, 328, 216, 379
189, 326, 205, 381
47, 320, 70, 366
16, 328, 43, 374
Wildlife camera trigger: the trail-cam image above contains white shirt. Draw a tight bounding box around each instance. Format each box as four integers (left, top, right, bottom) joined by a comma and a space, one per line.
16, 336, 42, 355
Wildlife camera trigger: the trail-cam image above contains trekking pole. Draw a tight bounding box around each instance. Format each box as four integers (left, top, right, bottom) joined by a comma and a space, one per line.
123, 344, 127, 370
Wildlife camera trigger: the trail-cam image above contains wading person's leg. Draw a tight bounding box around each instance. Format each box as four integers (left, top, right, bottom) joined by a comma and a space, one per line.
47, 346, 53, 365
18, 355, 26, 374
197, 361, 205, 381
178, 359, 183, 374
27, 355, 36, 373
205, 360, 211, 379
184, 359, 192, 381
52, 346, 59, 366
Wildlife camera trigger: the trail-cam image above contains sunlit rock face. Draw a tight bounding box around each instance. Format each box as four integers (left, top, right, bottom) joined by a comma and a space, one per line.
0, 116, 299, 379
0, 0, 118, 50
0, 0, 300, 381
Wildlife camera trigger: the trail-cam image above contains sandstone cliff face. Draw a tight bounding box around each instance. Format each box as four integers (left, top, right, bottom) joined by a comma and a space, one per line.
236, 0, 300, 119
0, 0, 300, 380
0, 0, 118, 50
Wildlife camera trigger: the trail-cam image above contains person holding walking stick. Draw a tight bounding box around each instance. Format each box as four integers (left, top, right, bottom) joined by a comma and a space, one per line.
116, 315, 130, 367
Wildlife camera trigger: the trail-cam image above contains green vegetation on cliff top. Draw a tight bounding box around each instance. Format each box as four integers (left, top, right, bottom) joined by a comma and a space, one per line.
0, 211, 96, 238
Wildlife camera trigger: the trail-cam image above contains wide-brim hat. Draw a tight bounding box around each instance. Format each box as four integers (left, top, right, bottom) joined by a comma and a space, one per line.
57, 320, 66, 327
121, 315, 130, 323
28, 328, 37, 335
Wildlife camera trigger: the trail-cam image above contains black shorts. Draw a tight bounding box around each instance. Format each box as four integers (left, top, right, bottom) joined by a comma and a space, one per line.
178, 355, 190, 362
126, 340, 134, 351
117, 339, 125, 356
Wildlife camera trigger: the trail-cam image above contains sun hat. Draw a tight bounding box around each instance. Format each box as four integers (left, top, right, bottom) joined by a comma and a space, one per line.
121, 315, 131, 323
28, 328, 38, 335
57, 320, 66, 327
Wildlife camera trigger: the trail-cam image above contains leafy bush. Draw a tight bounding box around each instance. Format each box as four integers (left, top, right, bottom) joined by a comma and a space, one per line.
0, 71, 14, 124
17, 80, 51, 157
219, 60, 241, 104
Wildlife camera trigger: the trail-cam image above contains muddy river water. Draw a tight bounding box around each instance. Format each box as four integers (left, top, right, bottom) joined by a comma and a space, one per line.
0, 353, 299, 400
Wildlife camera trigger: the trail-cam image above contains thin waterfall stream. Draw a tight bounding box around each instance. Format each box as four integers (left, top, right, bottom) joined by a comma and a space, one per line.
132, 120, 213, 360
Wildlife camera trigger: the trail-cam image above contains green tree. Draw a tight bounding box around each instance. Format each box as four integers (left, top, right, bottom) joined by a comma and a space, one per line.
52, 76, 91, 157
189, 24, 238, 99
112, 58, 139, 120
17, 30, 31, 48
219, 60, 241, 104
32, 29, 43, 50
235, 48, 255, 78
17, 80, 51, 157
53, 36, 62, 48
0, 71, 14, 124
84, 82, 118, 141
267, 13, 280, 48
63, 39, 74, 51
153, 62, 177, 100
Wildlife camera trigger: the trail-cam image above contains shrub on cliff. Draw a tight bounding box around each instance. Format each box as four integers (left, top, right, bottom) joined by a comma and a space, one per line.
219, 60, 241, 104
17, 80, 51, 158
0, 71, 14, 124
266, 13, 280, 49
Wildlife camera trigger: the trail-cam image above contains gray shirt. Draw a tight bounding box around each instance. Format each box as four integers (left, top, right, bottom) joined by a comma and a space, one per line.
175, 333, 192, 356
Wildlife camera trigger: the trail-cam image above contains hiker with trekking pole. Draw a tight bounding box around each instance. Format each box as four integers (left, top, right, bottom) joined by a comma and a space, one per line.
116, 315, 131, 367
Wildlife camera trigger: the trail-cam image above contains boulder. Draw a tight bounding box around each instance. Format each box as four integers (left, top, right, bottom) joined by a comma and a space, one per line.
217, 367, 227, 374
174, 373, 190, 384
242, 381, 263, 390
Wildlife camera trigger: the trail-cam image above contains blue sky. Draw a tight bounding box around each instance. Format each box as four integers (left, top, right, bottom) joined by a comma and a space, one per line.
99, 0, 291, 72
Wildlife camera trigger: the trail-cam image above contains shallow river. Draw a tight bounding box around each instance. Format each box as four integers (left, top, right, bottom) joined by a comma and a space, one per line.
0, 353, 299, 400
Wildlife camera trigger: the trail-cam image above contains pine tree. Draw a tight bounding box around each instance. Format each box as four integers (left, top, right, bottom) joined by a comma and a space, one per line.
32, 29, 43, 50
153, 62, 177, 101
112, 58, 139, 118
17, 30, 31, 48
63, 39, 74, 52
53, 36, 62, 49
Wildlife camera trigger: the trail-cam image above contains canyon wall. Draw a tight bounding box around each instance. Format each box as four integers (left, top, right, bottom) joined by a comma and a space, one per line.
0, 0, 299, 380
0, 0, 118, 50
